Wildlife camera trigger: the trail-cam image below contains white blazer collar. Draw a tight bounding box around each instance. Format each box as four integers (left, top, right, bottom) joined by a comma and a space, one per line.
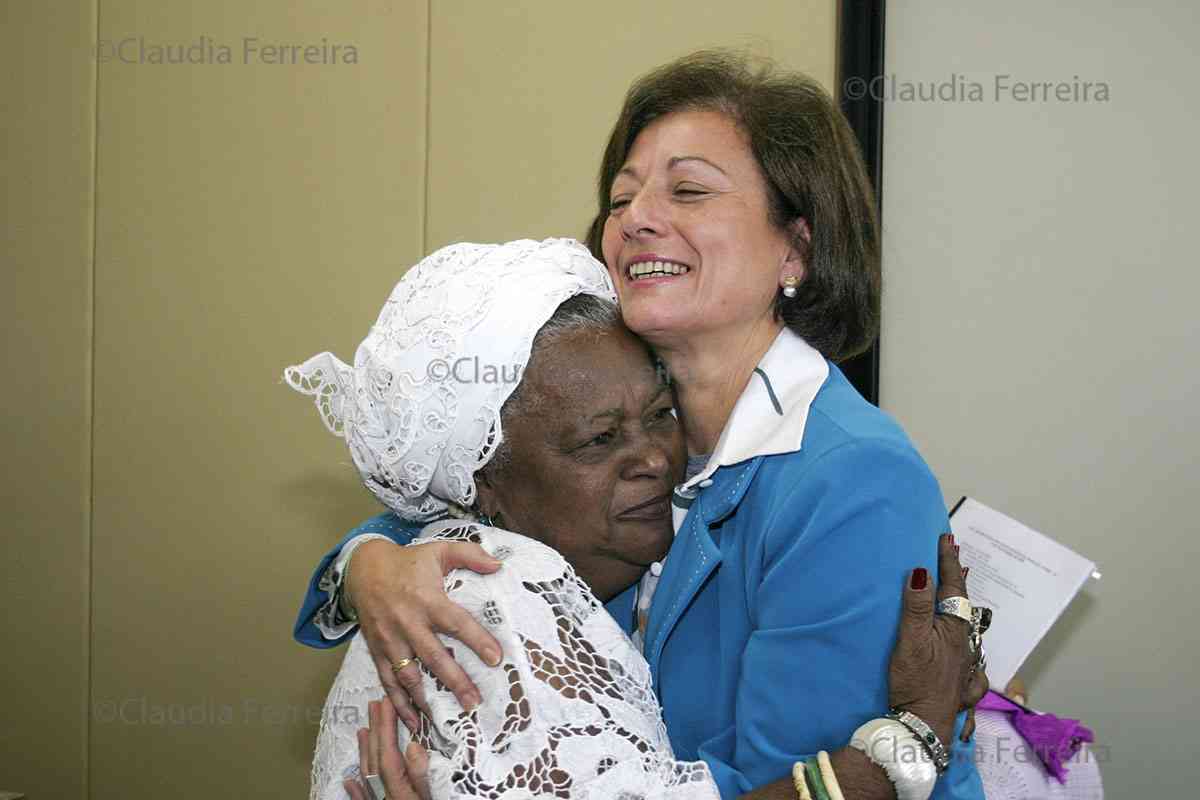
678, 328, 828, 492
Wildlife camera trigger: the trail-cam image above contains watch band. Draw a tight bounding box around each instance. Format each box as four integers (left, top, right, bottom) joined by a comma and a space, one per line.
887, 709, 951, 774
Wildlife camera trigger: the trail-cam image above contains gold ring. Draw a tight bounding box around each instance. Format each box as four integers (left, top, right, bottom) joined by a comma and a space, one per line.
391, 656, 420, 672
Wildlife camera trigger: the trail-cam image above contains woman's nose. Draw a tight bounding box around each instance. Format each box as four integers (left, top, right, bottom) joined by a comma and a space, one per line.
621, 190, 666, 238
623, 433, 671, 480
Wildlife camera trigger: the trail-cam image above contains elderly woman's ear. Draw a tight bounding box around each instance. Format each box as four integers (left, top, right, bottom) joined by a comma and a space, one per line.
473, 468, 503, 525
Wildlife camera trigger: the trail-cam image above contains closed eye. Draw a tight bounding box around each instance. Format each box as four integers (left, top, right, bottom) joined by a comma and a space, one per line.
649, 405, 677, 425
583, 431, 614, 448
674, 183, 709, 199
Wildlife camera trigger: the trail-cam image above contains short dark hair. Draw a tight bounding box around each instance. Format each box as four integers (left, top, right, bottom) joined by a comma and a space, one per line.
585, 50, 880, 361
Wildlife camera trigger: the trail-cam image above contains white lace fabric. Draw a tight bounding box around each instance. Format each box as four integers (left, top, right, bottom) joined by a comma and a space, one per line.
284, 239, 616, 522
310, 521, 718, 800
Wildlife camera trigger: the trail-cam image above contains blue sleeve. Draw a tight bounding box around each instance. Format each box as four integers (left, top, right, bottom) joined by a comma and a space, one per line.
702, 439, 982, 800
292, 512, 423, 649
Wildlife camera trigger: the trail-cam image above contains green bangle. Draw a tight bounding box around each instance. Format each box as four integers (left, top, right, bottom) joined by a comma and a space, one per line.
805, 758, 832, 800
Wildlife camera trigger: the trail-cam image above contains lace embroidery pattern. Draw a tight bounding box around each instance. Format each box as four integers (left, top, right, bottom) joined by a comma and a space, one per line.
285, 239, 616, 523
310, 522, 717, 799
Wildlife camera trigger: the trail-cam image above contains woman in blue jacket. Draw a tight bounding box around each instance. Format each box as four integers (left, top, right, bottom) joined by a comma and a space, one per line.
295, 52, 986, 799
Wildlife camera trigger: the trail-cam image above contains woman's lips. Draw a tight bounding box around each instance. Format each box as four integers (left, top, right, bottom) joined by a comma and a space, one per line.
626, 272, 689, 289
626, 259, 692, 281
616, 494, 672, 521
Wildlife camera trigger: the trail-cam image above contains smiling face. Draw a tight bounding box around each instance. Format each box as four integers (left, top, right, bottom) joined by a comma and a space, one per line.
475, 323, 685, 601
601, 109, 804, 346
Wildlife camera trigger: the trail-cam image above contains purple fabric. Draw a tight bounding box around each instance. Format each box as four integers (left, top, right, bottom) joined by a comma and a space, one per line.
977, 690, 1096, 783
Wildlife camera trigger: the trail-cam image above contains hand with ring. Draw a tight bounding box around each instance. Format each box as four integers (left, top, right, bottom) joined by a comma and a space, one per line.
346, 539, 505, 731
343, 699, 431, 800
889, 533, 992, 744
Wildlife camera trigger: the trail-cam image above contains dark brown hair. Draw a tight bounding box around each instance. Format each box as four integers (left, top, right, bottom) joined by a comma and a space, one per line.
585, 50, 880, 361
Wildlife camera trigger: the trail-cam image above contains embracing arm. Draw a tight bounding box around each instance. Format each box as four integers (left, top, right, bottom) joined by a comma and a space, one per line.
738, 538, 977, 800
296, 515, 505, 729
293, 513, 424, 649
341, 530, 979, 800
703, 439, 981, 799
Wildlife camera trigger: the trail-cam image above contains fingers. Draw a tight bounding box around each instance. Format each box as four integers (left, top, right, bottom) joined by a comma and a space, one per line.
370, 646, 425, 730
379, 700, 423, 800
407, 625, 483, 710
936, 533, 969, 605
345, 779, 367, 800
368, 701, 384, 779
367, 601, 487, 716
439, 542, 504, 576
433, 544, 505, 670
960, 665, 989, 742
431, 599, 502, 667
965, 667, 990, 707
1005, 675, 1027, 706
898, 566, 935, 646
353, 540, 501, 720
357, 725, 371, 782
405, 741, 432, 800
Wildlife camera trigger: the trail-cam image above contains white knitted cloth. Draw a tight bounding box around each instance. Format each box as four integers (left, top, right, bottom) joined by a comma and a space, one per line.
974, 710, 1103, 800
310, 521, 718, 800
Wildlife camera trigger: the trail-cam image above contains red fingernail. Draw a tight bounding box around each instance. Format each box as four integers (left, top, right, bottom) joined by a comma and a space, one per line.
955, 544, 961, 557
948, 533, 956, 546
910, 568, 928, 590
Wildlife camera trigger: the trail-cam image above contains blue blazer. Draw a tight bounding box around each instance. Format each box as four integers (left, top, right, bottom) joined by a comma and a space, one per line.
294, 365, 983, 799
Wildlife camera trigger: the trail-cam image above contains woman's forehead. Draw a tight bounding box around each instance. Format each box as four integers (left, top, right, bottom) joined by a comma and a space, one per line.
525, 331, 663, 410
623, 110, 748, 168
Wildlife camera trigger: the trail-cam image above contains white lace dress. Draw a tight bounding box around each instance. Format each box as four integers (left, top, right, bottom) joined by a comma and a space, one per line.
310, 520, 719, 800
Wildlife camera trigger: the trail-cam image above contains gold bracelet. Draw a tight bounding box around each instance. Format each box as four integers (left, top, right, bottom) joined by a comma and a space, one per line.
817, 751, 846, 800
792, 760, 814, 800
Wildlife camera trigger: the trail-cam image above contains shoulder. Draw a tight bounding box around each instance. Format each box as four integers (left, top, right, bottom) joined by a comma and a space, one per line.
742, 370, 945, 552
349, 511, 422, 538
753, 372, 937, 504
414, 520, 585, 591
804, 364, 922, 463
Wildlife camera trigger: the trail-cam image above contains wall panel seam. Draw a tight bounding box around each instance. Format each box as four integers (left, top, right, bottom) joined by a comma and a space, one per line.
422, 0, 431, 254
86, 1, 100, 797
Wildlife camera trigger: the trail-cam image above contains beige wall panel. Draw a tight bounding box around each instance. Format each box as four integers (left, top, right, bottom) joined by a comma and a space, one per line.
426, 1, 837, 249
0, 2, 95, 797
91, 2, 426, 796
881, 2, 1199, 795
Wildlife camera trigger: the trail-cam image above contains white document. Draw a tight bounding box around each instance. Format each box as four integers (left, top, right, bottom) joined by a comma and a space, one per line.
949, 497, 1097, 690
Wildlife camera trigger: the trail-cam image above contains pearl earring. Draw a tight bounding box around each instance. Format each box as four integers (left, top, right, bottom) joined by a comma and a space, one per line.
781, 276, 800, 299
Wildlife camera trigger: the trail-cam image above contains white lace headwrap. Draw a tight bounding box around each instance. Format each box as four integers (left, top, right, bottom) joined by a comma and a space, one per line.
285, 238, 617, 521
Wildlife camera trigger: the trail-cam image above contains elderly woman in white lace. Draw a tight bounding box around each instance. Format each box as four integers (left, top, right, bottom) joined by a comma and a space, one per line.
287, 239, 978, 800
